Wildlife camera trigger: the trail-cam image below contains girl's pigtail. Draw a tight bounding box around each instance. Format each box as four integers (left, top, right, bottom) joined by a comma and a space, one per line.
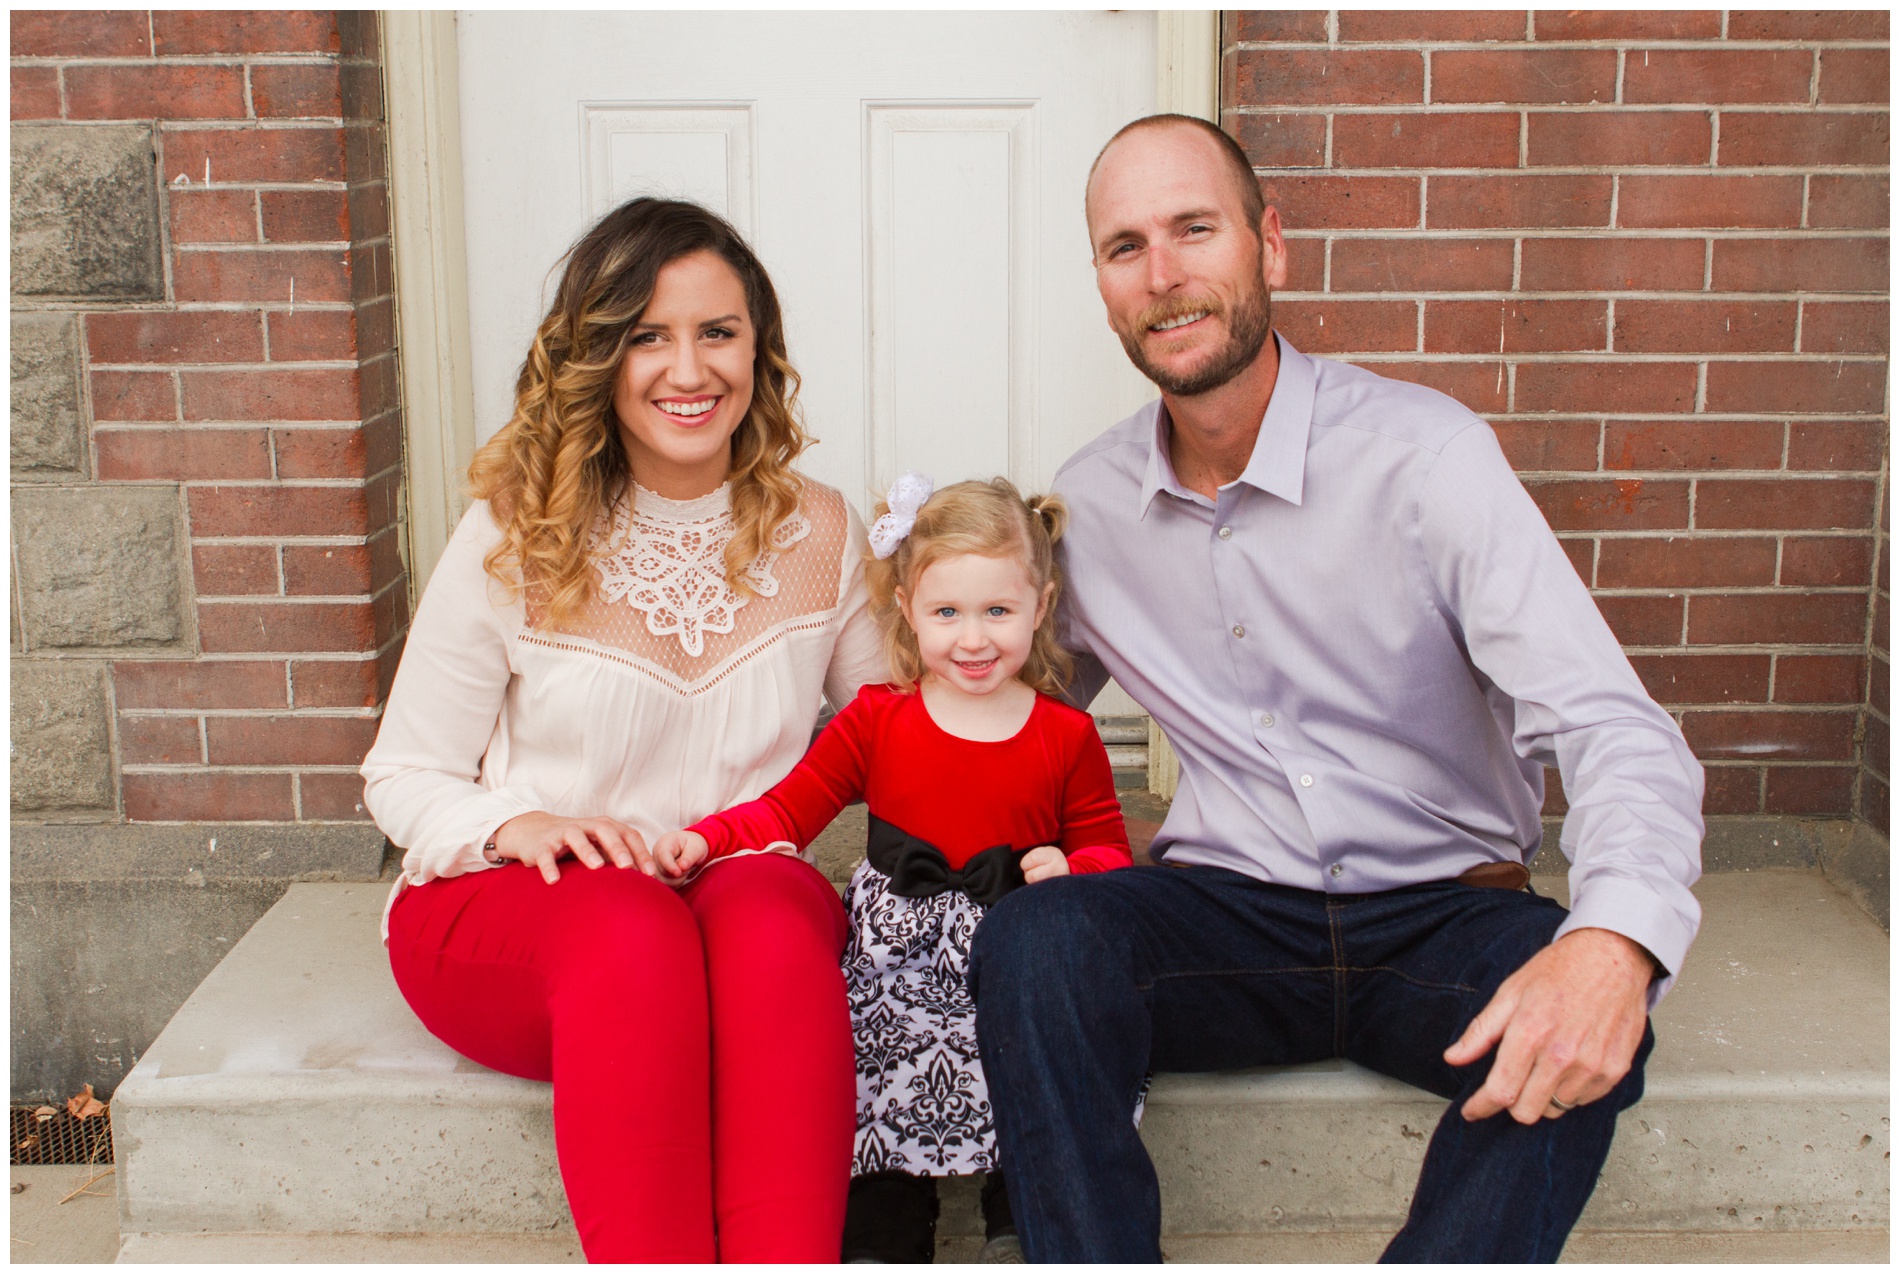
1026, 492, 1068, 547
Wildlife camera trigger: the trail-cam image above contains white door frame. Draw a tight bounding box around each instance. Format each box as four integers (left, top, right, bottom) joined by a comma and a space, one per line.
380, 11, 1217, 592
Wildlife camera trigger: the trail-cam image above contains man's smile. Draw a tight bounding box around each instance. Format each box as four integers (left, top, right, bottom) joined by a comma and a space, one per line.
1150, 310, 1210, 333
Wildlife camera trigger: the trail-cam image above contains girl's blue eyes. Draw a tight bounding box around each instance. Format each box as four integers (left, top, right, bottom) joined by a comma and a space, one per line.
932, 607, 1011, 618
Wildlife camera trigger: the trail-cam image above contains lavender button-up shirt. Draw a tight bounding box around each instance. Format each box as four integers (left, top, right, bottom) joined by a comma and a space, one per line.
1055, 336, 1704, 997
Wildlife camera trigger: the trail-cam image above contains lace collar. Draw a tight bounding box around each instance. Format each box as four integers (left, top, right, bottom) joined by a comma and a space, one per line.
593, 484, 811, 657
629, 481, 731, 526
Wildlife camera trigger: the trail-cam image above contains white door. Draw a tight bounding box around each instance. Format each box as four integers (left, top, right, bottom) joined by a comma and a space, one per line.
453, 11, 1158, 503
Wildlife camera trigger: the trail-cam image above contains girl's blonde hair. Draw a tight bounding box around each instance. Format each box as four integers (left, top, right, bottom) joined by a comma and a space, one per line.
864, 478, 1072, 696
465, 197, 809, 627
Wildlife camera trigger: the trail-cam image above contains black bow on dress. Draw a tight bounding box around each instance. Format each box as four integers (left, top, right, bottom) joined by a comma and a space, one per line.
865, 814, 1026, 908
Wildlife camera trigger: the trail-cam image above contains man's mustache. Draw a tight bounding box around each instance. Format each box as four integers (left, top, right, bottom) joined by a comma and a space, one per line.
1133, 294, 1224, 334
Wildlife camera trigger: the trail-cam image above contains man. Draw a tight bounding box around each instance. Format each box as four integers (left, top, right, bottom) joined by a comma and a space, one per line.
968, 114, 1704, 1263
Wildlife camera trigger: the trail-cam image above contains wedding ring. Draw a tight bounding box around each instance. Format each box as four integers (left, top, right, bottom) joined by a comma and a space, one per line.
1547, 1095, 1576, 1112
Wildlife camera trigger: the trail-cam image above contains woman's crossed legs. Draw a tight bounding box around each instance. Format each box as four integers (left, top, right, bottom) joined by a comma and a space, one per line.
387, 852, 853, 1262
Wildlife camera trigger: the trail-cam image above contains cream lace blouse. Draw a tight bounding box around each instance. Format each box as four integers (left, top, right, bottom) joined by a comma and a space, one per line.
361, 479, 887, 926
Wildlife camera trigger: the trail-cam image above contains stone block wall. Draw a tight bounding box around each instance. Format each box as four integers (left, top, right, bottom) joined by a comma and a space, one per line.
9, 10, 400, 1100
1223, 10, 1890, 840
10, 10, 403, 826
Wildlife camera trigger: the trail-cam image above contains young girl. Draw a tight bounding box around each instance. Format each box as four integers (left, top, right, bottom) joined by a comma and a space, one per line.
654, 474, 1132, 1262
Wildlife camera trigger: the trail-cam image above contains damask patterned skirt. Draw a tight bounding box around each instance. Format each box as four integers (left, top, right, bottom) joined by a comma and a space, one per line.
841, 857, 995, 1177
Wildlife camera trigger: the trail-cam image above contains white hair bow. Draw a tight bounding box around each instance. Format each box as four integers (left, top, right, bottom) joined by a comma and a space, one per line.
868, 471, 935, 559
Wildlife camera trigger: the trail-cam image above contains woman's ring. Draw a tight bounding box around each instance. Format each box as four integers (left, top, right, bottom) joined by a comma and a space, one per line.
1547, 1095, 1576, 1112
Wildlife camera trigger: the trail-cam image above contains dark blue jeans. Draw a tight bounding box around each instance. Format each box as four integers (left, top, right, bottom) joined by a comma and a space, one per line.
968, 865, 1653, 1263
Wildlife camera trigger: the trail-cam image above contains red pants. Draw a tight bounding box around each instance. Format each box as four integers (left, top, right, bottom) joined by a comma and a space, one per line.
386, 853, 855, 1262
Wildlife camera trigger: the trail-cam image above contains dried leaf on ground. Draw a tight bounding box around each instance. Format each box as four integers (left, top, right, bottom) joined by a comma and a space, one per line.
15, 1134, 40, 1152
65, 1084, 105, 1121
32, 1106, 56, 1122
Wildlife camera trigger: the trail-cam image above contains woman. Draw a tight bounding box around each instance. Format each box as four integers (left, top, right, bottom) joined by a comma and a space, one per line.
361, 198, 885, 1262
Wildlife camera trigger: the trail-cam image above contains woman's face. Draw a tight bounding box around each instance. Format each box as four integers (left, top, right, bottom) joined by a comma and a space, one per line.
612, 249, 757, 499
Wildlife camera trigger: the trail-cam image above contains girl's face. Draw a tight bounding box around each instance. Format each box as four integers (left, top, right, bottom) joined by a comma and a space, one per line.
899, 552, 1053, 698
611, 250, 756, 499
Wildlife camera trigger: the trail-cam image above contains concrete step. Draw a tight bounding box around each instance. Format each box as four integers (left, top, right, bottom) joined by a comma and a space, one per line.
112, 871, 1889, 1261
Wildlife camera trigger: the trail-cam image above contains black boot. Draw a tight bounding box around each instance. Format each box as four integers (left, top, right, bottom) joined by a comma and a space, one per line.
977, 1170, 1023, 1262
842, 1171, 940, 1263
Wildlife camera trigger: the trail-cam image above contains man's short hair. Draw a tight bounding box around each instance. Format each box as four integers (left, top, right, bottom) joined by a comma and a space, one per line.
1087, 113, 1267, 233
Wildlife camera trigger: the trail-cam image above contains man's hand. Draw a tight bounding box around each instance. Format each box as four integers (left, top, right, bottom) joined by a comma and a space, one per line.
1444, 927, 1654, 1124
652, 830, 711, 880
491, 811, 653, 885
1020, 846, 1071, 885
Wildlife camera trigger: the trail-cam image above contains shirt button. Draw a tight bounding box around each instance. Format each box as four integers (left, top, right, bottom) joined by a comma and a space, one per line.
1299, 773, 1314, 787
1218, 526, 1233, 540
1260, 712, 1275, 728
1232, 625, 1246, 638
1329, 863, 1343, 879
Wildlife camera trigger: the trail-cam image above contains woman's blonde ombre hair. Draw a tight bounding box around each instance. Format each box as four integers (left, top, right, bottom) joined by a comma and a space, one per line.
466, 198, 809, 626
864, 478, 1073, 697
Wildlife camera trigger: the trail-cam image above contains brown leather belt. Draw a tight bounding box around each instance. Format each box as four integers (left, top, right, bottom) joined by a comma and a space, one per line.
1456, 861, 1531, 891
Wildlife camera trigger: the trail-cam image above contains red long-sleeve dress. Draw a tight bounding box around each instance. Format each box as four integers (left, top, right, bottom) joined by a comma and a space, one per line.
690, 682, 1132, 1175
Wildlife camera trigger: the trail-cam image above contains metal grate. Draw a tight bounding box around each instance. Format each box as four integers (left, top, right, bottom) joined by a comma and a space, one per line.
10, 1105, 112, 1166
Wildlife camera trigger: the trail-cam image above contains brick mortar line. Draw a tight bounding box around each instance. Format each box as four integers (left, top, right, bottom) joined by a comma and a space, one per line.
10, 54, 351, 66
14, 301, 357, 313
1592, 586, 1874, 596
192, 597, 397, 610
1332, 351, 1888, 363
80, 114, 353, 128
154, 120, 359, 132
97, 421, 378, 431
1279, 289, 1890, 300
1276, 228, 1892, 239
1557, 528, 1880, 537
172, 240, 356, 251
121, 707, 381, 718
1528, 475, 1884, 484
167, 182, 352, 192
101, 427, 376, 438
190, 535, 385, 547
113, 651, 382, 661
90, 360, 361, 372
1228, 103, 1891, 115
121, 765, 377, 775
114, 820, 380, 828
1260, 165, 1893, 175
191, 592, 395, 604
1228, 40, 1892, 51
1622, 643, 1878, 653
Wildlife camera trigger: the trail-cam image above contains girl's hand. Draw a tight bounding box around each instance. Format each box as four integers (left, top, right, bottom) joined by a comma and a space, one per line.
652, 830, 711, 880
1021, 845, 1071, 885
491, 811, 654, 885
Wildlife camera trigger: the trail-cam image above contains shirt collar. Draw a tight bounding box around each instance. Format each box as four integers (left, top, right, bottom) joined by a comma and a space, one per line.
1137, 332, 1316, 517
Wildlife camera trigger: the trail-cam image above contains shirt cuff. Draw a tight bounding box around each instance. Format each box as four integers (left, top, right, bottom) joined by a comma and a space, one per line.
1066, 845, 1134, 875
1553, 874, 1695, 1008
412, 788, 546, 882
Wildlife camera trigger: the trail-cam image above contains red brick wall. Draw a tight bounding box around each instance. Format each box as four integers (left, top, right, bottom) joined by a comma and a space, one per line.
1224, 10, 1890, 827
12, 10, 404, 823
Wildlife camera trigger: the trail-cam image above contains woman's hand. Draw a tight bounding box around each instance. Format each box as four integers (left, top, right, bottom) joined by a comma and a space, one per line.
491, 811, 654, 885
1021, 845, 1071, 885
652, 830, 711, 880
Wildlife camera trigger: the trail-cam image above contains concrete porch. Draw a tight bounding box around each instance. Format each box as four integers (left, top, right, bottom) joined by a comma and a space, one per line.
105, 863, 1888, 1262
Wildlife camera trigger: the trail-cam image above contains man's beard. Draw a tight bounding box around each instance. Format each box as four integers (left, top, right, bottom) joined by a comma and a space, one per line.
1118, 281, 1274, 398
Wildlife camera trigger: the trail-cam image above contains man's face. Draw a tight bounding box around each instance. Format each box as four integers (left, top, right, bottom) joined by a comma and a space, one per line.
1086, 125, 1288, 397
